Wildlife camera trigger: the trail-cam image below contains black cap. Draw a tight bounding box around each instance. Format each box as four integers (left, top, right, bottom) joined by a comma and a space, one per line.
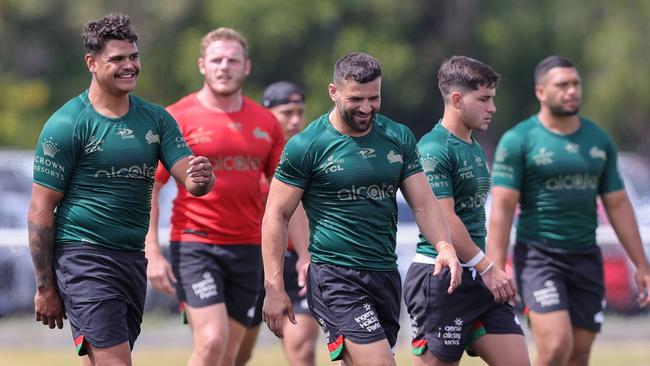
262, 81, 305, 108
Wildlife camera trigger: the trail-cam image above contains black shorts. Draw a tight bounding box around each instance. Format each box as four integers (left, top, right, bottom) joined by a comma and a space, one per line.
307, 262, 401, 361
170, 242, 261, 327
55, 244, 147, 356
514, 240, 605, 332
403, 262, 523, 363
250, 250, 311, 327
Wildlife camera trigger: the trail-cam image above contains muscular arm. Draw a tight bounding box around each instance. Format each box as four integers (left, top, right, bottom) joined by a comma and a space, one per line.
28, 183, 65, 329
400, 172, 461, 293
486, 186, 520, 270
602, 189, 650, 307
144, 181, 176, 295
169, 155, 214, 196
288, 202, 310, 292
262, 178, 304, 338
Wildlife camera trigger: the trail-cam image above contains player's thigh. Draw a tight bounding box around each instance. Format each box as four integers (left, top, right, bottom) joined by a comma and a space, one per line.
342, 338, 396, 366
528, 310, 573, 348
186, 302, 229, 342
87, 341, 132, 366
283, 313, 320, 349
472, 333, 530, 366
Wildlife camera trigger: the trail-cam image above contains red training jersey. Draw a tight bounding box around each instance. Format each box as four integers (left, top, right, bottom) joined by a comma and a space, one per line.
157, 93, 284, 245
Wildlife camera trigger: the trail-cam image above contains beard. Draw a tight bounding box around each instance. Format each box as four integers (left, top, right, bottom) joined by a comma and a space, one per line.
548, 103, 580, 117
338, 104, 376, 133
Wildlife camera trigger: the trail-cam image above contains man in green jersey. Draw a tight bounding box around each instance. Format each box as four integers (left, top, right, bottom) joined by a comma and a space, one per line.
488, 55, 650, 366
262, 52, 462, 365
28, 14, 214, 365
404, 56, 529, 366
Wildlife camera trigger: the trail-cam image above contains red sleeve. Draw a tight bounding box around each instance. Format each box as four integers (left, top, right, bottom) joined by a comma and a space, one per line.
264, 116, 285, 179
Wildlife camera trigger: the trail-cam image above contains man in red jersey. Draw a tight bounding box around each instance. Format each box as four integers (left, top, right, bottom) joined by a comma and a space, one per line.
144, 27, 284, 366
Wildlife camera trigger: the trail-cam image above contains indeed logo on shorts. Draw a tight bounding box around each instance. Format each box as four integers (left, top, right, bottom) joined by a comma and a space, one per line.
337, 183, 396, 201
94, 163, 156, 179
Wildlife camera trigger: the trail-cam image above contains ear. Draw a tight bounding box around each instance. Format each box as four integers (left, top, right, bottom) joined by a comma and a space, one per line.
328, 83, 337, 102
534, 84, 544, 102
244, 58, 252, 77
198, 56, 206, 76
451, 91, 463, 110
84, 53, 96, 73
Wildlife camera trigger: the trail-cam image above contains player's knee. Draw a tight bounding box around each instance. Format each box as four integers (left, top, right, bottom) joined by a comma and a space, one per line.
194, 328, 228, 360
538, 339, 571, 365
568, 348, 591, 366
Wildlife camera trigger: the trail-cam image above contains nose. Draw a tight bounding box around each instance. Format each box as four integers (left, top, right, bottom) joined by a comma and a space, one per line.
487, 99, 496, 113
358, 102, 372, 114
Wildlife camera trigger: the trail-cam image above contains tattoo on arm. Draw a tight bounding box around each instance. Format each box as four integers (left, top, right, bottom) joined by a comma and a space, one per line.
28, 221, 56, 290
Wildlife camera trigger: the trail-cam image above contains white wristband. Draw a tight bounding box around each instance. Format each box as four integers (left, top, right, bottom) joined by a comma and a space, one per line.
465, 251, 485, 267
479, 261, 494, 276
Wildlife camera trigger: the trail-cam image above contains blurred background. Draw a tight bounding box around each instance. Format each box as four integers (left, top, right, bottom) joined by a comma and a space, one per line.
0, 0, 649, 364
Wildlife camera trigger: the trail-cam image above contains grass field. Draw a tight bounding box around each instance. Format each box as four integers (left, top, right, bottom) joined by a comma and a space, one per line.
1, 313, 649, 365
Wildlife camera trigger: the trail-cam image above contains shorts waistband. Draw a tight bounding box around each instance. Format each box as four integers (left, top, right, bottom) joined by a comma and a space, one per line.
412, 253, 473, 268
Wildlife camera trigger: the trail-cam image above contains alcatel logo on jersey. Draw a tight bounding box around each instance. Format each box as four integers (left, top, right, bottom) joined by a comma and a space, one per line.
387, 150, 403, 164
590, 146, 606, 160
253, 127, 271, 142
358, 148, 376, 159
545, 174, 598, 191
116, 128, 135, 139
211, 155, 261, 171
337, 183, 396, 201
41, 137, 60, 158
533, 148, 554, 166
318, 155, 345, 174
94, 163, 156, 179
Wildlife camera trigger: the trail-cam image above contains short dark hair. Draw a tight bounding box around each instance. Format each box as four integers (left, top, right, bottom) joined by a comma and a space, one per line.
437, 56, 500, 100
82, 13, 138, 54
534, 55, 575, 84
262, 81, 304, 108
333, 52, 382, 85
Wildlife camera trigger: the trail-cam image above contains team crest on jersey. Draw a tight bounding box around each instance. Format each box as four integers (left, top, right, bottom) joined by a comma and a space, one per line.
41, 137, 60, 158
116, 128, 135, 139
83, 136, 104, 154
253, 127, 271, 142
387, 150, 403, 164
145, 130, 160, 144
565, 143, 580, 153
533, 148, 554, 166
358, 148, 376, 159
589, 146, 606, 160
187, 127, 213, 145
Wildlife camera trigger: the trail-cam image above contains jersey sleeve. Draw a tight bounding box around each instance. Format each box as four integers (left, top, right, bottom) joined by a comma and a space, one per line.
491, 129, 525, 191
400, 128, 423, 180
33, 114, 81, 192
419, 140, 453, 198
274, 136, 311, 189
264, 116, 285, 179
158, 109, 192, 175
598, 137, 625, 195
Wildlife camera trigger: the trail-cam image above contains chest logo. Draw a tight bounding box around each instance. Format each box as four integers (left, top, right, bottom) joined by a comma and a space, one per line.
565, 143, 580, 153
589, 146, 606, 160
146, 130, 160, 144
228, 122, 242, 131
387, 150, 403, 164
42, 137, 60, 158
358, 148, 376, 159
187, 127, 213, 145
533, 148, 554, 166
253, 127, 271, 142
83, 136, 104, 154
116, 128, 135, 139
318, 155, 345, 174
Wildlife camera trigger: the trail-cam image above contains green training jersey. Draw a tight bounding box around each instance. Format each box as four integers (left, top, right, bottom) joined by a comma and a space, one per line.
275, 113, 423, 270
416, 123, 491, 258
492, 115, 624, 249
33, 90, 191, 251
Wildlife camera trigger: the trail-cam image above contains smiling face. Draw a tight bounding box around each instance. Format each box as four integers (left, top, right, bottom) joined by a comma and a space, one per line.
536, 66, 582, 117
329, 77, 381, 135
85, 39, 140, 96
198, 39, 250, 97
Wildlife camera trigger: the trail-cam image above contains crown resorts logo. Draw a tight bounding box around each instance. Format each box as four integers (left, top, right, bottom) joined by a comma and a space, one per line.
41, 137, 60, 158
421, 154, 438, 173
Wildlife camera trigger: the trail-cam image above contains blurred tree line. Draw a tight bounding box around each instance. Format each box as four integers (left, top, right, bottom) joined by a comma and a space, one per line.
1, 0, 649, 156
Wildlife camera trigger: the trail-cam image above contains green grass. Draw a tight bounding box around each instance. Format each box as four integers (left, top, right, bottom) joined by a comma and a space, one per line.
2, 341, 649, 365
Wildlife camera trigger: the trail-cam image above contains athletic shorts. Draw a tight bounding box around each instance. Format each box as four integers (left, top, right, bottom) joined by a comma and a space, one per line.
403, 262, 523, 363
54, 244, 147, 356
170, 242, 261, 327
250, 250, 311, 327
514, 240, 605, 332
307, 262, 401, 361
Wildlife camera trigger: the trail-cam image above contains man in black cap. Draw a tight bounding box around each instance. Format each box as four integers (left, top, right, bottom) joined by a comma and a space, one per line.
236, 82, 317, 366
